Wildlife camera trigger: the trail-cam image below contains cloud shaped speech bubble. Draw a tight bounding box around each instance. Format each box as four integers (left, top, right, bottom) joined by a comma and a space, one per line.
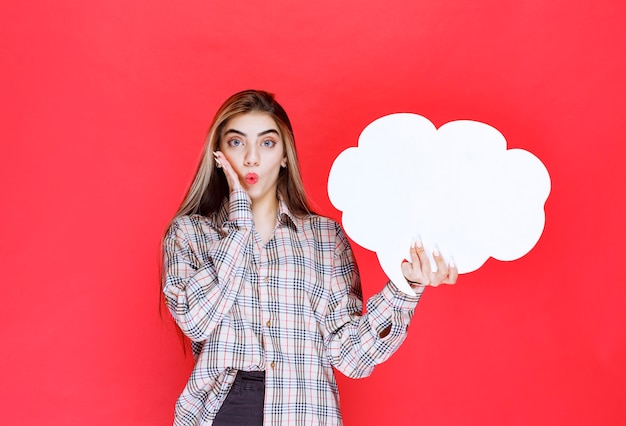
328, 113, 551, 295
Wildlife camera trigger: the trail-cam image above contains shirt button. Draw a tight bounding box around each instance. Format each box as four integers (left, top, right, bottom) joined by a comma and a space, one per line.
270, 361, 275, 369
264, 277, 269, 283
266, 320, 271, 327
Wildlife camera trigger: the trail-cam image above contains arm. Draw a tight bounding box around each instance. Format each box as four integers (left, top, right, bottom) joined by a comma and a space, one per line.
162, 189, 253, 342
324, 224, 422, 379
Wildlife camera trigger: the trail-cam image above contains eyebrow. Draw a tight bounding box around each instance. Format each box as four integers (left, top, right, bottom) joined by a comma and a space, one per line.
223, 129, 280, 138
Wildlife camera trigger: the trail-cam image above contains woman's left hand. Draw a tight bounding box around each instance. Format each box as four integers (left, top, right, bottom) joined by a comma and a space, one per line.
401, 240, 458, 290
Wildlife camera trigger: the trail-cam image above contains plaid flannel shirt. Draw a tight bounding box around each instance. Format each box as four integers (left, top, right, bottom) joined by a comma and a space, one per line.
163, 189, 422, 425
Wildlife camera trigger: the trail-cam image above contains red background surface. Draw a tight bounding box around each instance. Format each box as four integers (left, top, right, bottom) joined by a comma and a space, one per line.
2, 1, 625, 425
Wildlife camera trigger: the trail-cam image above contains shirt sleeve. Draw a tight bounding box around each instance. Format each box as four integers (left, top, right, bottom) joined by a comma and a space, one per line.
324, 223, 423, 379
162, 189, 254, 342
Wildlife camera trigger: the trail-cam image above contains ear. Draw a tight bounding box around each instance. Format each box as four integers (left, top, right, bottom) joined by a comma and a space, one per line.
281, 156, 287, 168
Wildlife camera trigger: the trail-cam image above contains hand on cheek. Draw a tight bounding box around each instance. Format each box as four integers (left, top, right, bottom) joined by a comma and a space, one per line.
214, 151, 242, 192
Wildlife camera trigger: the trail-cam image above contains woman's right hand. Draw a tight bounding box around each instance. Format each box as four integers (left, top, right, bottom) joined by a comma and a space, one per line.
214, 151, 242, 193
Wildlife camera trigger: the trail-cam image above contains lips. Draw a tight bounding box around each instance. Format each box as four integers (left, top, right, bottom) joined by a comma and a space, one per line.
245, 173, 258, 185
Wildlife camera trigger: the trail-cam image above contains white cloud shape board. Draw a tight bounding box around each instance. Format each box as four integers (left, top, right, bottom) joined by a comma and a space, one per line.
328, 113, 551, 295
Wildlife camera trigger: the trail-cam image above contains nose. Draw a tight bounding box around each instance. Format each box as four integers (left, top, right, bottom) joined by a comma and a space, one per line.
244, 145, 259, 166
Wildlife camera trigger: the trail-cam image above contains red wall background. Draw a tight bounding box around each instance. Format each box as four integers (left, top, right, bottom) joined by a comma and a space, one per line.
2, 1, 625, 425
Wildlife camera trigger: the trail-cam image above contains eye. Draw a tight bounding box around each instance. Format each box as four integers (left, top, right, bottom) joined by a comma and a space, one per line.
261, 139, 276, 148
227, 138, 243, 147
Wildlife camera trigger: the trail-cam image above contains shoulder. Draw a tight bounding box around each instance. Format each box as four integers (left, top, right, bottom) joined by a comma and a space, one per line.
301, 214, 350, 247
166, 214, 215, 240
302, 213, 341, 231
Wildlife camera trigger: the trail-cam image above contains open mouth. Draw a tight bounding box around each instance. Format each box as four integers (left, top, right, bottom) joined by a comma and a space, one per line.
245, 173, 258, 185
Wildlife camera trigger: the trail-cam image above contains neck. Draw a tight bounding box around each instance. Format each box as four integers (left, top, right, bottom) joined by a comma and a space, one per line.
250, 193, 280, 245
250, 193, 279, 224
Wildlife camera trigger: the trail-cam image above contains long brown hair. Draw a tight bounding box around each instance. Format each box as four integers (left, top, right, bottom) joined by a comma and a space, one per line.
174, 89, 313, 219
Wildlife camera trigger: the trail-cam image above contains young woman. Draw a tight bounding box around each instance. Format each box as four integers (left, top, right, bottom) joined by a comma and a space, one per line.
162, 90, 457, 425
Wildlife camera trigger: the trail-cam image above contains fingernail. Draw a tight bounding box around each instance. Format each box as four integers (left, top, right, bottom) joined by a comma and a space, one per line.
433, 248, 440, 257
415, 239, 422, 249
449, 259, 456, 268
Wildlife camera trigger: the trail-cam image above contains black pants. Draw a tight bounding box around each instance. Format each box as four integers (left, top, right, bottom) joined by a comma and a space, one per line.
213, 370, 266, 426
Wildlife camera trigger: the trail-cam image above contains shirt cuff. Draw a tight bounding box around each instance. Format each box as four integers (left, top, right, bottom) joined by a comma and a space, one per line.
228, 189, 253, 228
380, 280, 423, 311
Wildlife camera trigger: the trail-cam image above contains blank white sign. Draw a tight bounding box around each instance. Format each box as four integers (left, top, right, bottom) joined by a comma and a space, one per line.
328, 113, 551, 295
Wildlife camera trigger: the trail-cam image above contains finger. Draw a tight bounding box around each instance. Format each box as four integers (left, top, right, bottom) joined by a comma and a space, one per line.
212, 151, 222, 168
446, 261, 459, 284
411, 240, 431, 281
402, 257, 425, 283
214, 151, 241, 190
432, 248, 449, 282
214, 151, 231, 171
401, 258, 412, 277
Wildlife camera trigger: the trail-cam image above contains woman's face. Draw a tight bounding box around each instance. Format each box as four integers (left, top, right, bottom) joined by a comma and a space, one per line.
219, 112, 287, 203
